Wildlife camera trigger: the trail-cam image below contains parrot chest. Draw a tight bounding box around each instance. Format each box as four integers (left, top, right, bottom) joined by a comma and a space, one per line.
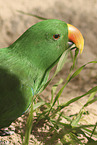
0, 50, 50, 128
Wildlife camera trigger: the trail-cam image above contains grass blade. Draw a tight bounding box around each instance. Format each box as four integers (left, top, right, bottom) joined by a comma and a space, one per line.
57, 86, 97, 112
54, 49, 70, 76
23, 98, 33, 145
33, 101, 45, 110
17, 10, 48, 20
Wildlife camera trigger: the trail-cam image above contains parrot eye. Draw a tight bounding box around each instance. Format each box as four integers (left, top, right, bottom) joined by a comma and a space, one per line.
53, 34, 60, 40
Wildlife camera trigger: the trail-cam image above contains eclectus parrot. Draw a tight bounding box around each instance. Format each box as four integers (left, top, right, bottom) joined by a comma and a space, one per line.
0, 19, 84, 134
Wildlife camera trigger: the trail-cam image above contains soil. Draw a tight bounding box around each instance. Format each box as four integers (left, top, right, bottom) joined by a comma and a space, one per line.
0, 0, 97, 144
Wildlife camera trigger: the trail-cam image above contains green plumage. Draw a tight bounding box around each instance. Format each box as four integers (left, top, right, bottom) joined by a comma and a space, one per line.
0, 19, 68, 128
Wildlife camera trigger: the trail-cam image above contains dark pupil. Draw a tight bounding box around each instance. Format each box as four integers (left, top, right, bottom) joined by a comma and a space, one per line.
54, 34, 60, 38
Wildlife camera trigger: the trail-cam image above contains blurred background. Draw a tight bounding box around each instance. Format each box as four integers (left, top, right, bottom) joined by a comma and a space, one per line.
0, 0, 97, 127
0, 0, 97, 58
0, 0, 97, 144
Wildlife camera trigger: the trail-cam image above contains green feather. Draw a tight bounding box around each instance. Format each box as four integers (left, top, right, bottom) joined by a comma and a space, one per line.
0, 19, 68, 128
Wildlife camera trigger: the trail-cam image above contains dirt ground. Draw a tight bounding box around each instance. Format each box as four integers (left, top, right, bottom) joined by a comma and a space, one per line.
0, 0, 97, 144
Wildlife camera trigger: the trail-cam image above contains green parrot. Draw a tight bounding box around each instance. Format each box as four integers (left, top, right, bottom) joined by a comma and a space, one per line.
0, 19, 84, 135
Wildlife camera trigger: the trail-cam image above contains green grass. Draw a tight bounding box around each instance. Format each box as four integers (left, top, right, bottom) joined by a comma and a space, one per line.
18, 11, 97, 144
22, 49, 97, 145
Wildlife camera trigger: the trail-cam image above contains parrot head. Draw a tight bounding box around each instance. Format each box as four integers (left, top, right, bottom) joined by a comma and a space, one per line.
10, 19, 84, 70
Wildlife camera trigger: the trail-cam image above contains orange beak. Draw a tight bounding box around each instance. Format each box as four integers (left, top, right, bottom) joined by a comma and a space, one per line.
67, 24, 84, 54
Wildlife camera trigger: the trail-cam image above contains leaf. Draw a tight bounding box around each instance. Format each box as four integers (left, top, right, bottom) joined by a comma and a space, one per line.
23, 98, 34, 145
57, 86, 97, 112
49, 61, 97, 116
71, 111, 83, 127
33, 101, 45, 110
84, 97, 97, 108
86, 142, 97, 145
17, 10, 48, 20
41, 49, 70, 93
87, 92, 97, 103
54, 49, 70, 76
71, 92, 97, 127
51, 79, 63, 104
68, 61, 97, 82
